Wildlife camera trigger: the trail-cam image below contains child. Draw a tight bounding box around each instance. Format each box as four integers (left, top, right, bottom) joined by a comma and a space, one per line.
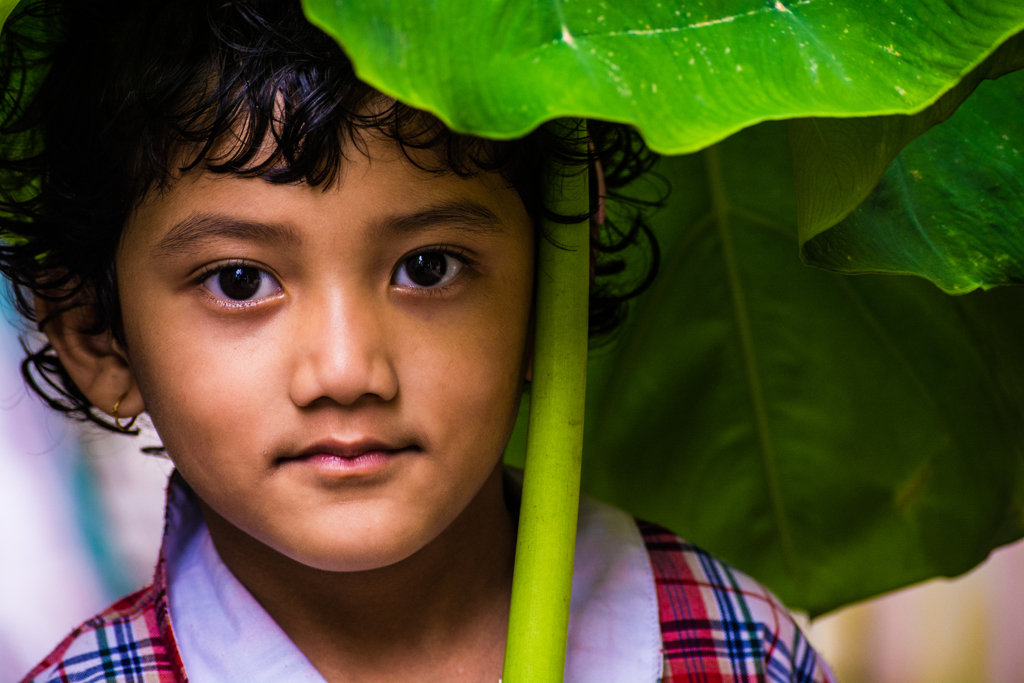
0, 1, 835, 681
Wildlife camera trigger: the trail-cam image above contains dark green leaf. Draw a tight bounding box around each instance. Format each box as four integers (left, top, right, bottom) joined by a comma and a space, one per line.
505, 121, 1024, 615
799, 67, 1024, 293
302, 0, 1024, 154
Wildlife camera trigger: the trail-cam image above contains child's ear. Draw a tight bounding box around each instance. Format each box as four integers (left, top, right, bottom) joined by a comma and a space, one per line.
35, 296, 145, 421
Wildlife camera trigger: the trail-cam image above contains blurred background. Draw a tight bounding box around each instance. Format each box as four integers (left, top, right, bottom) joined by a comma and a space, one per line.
1, 295, 1021, 683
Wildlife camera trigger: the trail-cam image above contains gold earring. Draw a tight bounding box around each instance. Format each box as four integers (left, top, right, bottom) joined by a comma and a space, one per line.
112, 391, 138, 432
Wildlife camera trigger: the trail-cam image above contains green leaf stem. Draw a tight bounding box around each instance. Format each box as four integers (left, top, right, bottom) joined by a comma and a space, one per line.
502, 123, 590, 683
0, 0, 18, 32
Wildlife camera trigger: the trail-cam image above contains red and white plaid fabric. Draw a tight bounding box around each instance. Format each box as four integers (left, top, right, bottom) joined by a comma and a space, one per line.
20, 555, 187, 683
641, 521, 835, 683
21, 517, 833, 683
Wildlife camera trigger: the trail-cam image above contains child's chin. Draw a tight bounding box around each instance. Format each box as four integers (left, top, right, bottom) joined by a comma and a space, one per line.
267, 522, 438, 573
289, 546, 424, 574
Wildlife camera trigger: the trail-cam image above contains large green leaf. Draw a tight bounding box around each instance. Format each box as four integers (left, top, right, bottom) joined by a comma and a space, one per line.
508, 121, 1024, 615
798, 66, 1024, 293
302, 0, 1024, 155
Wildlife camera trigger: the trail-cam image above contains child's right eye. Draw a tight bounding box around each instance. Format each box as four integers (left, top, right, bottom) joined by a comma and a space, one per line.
202, 266, 281, 302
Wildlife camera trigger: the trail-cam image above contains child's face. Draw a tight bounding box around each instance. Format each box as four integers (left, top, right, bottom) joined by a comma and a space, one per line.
115, 135, 534, 571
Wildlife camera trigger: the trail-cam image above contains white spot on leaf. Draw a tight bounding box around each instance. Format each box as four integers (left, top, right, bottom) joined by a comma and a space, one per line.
561, 24, 577, 48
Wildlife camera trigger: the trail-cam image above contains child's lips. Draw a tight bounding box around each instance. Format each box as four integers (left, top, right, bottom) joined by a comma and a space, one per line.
296, 451, 395, 472
278, 439, 415, 475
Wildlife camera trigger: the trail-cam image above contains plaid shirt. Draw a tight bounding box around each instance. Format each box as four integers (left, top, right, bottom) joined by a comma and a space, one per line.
20, 518, 833, 683
640, 522, 834, 683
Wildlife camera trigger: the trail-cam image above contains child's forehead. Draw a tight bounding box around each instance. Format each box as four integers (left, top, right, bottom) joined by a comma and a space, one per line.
130, 133, 529, 249
156, 126, 506, 207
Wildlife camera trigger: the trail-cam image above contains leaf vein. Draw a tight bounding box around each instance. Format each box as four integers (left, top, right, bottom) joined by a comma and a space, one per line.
731, 206, 796, 240
706, 146, 798, 572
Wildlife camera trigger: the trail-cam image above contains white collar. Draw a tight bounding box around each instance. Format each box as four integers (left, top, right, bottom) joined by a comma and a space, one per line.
164, 473, 662, 683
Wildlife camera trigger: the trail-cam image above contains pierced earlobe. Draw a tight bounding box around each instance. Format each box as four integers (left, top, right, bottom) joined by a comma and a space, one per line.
112, 390, 139, 433
34, 295, 145, 430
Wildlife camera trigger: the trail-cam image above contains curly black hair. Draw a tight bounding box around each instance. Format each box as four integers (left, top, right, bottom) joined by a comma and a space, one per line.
0, 0, 661, 434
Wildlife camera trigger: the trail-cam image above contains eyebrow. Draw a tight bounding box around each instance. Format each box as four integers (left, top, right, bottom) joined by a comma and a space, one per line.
155, 214, 300, 256
154, 198, 506, 257
373, 199, 505, 239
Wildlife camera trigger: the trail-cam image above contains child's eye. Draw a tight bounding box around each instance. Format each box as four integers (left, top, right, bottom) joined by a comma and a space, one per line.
203, 266, 281, 302
393, 251, 464, 289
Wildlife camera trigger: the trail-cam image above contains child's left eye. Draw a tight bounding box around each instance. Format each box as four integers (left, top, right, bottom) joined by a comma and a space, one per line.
393, 251, 464, 289
203, 266, 281, 302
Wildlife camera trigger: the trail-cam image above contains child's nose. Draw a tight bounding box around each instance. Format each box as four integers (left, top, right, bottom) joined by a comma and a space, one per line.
287, 291, 398, 408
